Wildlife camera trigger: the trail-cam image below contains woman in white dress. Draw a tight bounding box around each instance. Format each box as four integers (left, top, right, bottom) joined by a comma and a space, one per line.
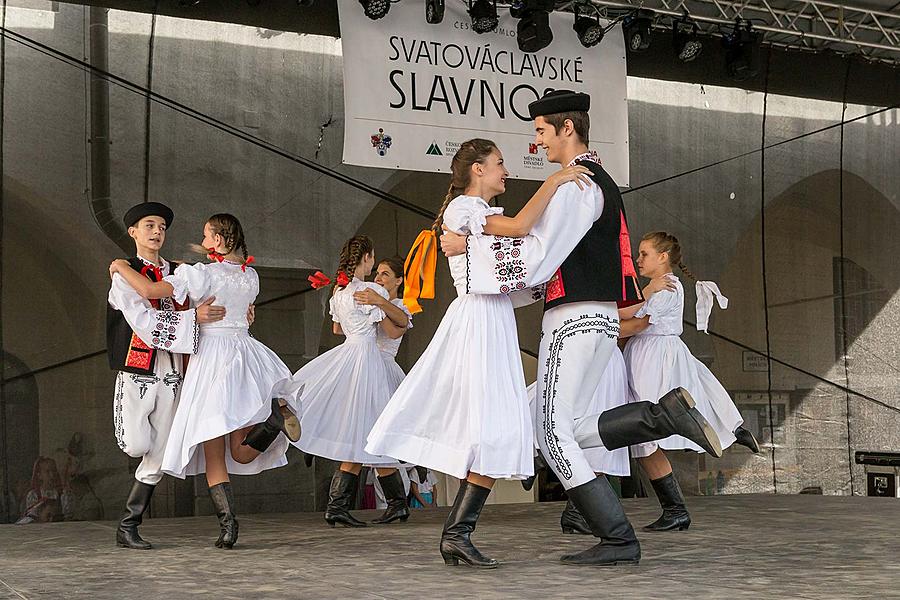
524, 347, 633, 535
276, 236, 411, 528
109, 214, 300, 549
619, 231, 760, 532
351, 255, 416, 525
366, 138, 591, 568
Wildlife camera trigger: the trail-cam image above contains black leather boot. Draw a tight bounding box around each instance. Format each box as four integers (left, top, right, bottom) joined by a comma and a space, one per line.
521, 453, 547, 492
597, 387, 723, 458
734, 426, 761, 453
209, 482, 239, 549
644, 472, 691, 532
241, 398, 301, 452
372, 471, 410, 524
560, 499, 593, 535
116, 481, 155, 550
324, 470, 368, 528
560, 476, 641, 566
439, 481, 499, 569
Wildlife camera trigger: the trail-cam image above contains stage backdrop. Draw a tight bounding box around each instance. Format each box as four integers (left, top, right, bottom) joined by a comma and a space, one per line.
338, 0, 630, 185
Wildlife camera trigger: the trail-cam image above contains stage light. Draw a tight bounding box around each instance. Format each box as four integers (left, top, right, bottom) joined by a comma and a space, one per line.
359, 0, 390, 20
469, 0, 499, 34
573, 3, 604, 48
623, 9, 654, 53
672, 17, 702, 62
510, 0, 554, 52
722, 19, 761, 80
426, 0, 445, 24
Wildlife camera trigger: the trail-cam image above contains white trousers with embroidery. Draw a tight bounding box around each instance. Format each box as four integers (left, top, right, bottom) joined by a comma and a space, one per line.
536, 301, 620, 490
113, 351, 182, 485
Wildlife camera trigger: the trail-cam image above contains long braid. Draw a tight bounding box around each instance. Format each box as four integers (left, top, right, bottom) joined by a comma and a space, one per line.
334, 235, 374, 291
677, 261, 697, 282
431, 184, 460, 233
207, 213, 250, 261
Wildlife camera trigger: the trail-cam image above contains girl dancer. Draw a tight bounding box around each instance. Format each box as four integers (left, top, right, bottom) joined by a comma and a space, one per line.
366, 138, 591, 568
620, 231, 759, 532
277, 236, 409, 528
109, 214, 300, 549
352, 255, 416, 524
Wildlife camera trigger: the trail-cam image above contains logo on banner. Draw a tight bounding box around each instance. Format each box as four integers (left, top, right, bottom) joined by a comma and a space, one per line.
523, 144, 545, 169
426, 142, 443, 156
370, 128, 393, 156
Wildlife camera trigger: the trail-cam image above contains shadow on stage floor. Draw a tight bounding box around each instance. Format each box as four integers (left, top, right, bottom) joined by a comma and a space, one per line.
0, 494, 896, 599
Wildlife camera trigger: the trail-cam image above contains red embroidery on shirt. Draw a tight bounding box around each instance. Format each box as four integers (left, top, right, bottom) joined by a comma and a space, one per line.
125, 333, 153, 370
546, 269, 566, 302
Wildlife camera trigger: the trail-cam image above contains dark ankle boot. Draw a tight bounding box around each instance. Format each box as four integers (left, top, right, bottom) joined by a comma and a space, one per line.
560, 476, 641, 566
116, 481, 155, 550
644, 473, 691, 532
439, 481, 499, 568
734, 426, 760, 453
241, 398, 301, 452
209, 482, 239, 549
560, 499, 593, 535
521, 453, 547, 492
597, 387, 723, 457
372, 471, 410, 524
324, 470, 368, 528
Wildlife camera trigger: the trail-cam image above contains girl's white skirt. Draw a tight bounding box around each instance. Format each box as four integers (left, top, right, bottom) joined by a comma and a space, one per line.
366, 294, 534, 480
161, 328, 292, 478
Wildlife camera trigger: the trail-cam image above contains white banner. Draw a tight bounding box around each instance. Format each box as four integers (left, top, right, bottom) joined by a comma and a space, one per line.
338, 0, 629, 185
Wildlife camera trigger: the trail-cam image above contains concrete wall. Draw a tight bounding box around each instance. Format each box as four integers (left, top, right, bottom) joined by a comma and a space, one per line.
1, 3, 898, 522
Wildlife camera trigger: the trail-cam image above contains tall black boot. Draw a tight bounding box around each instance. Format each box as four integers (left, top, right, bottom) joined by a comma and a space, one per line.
560, 476, 641, 566
241, 398, 301, 452
116, 481, 155, 550
734, 426, 761, 453
372, 471, 410, 524
560, 499, 593, 535
324, 470, 368, 528
597, 388, 723, 458
209, 482, 239, 549
644, 472, 691, 532
439, 481, 498, 569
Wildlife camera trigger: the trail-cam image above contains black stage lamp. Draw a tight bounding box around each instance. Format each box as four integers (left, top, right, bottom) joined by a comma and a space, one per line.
511, 0, 554, 52
359, 0, 391, 20
623, 9, 654, 52
426, 0, 445, 24
672, 17, 702, 62
722, 19, 761, 80
469, 0, 499, 34
573, 3, 604, 48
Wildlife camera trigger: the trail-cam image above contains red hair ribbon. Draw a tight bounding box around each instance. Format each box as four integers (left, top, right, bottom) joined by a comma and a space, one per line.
336, 271, 351, 287
241, 256, 255, 272
308, 271, 331, 289
207, 248, 225, 263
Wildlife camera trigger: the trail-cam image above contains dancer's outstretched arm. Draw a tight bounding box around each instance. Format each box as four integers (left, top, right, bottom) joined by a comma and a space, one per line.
481, 165, 592, 237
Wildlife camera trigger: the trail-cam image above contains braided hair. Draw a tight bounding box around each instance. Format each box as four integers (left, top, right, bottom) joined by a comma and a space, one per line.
335, 235, 374, 290
207, 213, 249, 260
641, 231, 696, 281
430, 138, 498, 234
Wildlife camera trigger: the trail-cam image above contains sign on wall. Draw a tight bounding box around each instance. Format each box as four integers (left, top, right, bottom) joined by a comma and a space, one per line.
338, 0, 630, 185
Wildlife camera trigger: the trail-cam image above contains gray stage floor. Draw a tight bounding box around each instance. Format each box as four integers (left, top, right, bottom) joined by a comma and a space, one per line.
1, 494, 897, 599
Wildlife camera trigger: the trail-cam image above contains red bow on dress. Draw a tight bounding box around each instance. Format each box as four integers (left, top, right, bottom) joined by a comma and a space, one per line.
241, 256, 255, 272
308, 271, 331, 289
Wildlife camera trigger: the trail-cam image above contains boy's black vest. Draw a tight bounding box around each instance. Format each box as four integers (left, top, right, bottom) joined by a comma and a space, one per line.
106, 258, 175, 375
543, 159, 643, 312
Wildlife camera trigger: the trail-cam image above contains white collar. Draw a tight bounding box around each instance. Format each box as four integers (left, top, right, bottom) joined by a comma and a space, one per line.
567, 150, 599, 166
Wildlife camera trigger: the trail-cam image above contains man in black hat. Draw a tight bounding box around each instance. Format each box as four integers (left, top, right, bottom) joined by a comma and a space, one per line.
439, 90, 722, 566
107, 202, 225, 549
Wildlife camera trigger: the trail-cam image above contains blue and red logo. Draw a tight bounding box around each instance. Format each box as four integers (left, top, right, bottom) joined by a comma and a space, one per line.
371, 128, 393, 156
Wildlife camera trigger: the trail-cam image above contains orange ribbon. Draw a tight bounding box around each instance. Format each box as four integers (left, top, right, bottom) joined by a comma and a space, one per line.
402, 229, 438, 314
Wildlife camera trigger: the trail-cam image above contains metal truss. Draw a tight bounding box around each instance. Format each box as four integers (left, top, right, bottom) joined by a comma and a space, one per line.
571, 0, 900, 64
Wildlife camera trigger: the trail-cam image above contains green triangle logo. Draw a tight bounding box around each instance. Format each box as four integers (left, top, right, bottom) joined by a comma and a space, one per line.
426, 142, 443, 156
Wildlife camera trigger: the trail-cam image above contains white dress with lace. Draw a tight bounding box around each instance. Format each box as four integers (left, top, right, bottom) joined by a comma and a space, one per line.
275, 278, 398, 465
366, 195, 534, 480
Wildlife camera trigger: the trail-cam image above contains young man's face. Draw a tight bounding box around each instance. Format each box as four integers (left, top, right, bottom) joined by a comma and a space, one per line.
534, 116, 564, 165
128, 216, 167, 253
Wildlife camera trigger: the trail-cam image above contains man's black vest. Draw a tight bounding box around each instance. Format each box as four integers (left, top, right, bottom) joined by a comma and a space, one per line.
106, 258, 164, 375
543, 159, 643, 312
